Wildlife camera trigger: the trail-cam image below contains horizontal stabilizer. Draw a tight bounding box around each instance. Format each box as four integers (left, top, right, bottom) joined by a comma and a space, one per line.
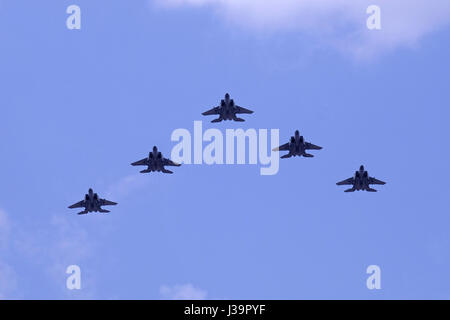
281, 154, 292, 159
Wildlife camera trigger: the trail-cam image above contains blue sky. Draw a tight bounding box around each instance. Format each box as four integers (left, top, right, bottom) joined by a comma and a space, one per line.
0, 0, 450, 299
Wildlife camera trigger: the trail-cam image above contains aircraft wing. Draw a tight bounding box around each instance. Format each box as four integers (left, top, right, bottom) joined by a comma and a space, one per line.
131, 158, 148, 166
202, 106, 220, 116
336, 177, 355, 185
235, 105, 254, 114
369, 177, 386, 185
305, 142, 322, 150
68, 200, 85, 209
272, 142, 290, 152
163, 158, 181, 167
99, 199, 117, 206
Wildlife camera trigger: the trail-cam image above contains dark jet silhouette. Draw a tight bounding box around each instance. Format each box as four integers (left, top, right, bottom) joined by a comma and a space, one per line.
337, 165, 386, 192
68, 188, 117, 215
273, 130, 322, 158
131, 146, 181, 174
202, 93, 253, 122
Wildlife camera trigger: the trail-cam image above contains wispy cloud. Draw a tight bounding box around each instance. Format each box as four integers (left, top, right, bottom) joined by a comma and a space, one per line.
0, 262, 17, 299
160, 284, 208, 300
152, 0, 450, 58
14, 214, 98, 299
105, 173, 153, 200
0, 209, 10, 250
0, 209, 17, 299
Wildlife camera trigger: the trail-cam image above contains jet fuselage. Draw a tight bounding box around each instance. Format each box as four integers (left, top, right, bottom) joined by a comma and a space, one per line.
289, 132, 307, 156
85, 189, 101, 212
352, 167, 372, 191
145, 147, 164, 172
220, 98, 237, 120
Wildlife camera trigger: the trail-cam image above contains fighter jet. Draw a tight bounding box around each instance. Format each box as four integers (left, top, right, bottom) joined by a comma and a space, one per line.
273, 130, 322, 158
68, 188, 117, 215
336, 165, 386, 192
131, 146, 181, 174
202, 93, 254, 122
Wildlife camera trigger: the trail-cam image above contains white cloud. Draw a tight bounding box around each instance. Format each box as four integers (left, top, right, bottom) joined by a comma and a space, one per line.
105, 173, 153, 200
0, 209, 17, 299
14, 214, 98, 298
0, 209, 10, 250
0, 207, 105, 299
16, 215, 92, 265
0, 262, 17, 300
153, 0, 450, 58
160, 283, 208, 300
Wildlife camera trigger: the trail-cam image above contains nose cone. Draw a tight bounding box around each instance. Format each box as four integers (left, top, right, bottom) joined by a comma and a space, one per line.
295, 130, 300, 136
225, 93, 230, 99
153, 146, 158, 152
360, 165, 365, 171
88, 188, 93, 193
